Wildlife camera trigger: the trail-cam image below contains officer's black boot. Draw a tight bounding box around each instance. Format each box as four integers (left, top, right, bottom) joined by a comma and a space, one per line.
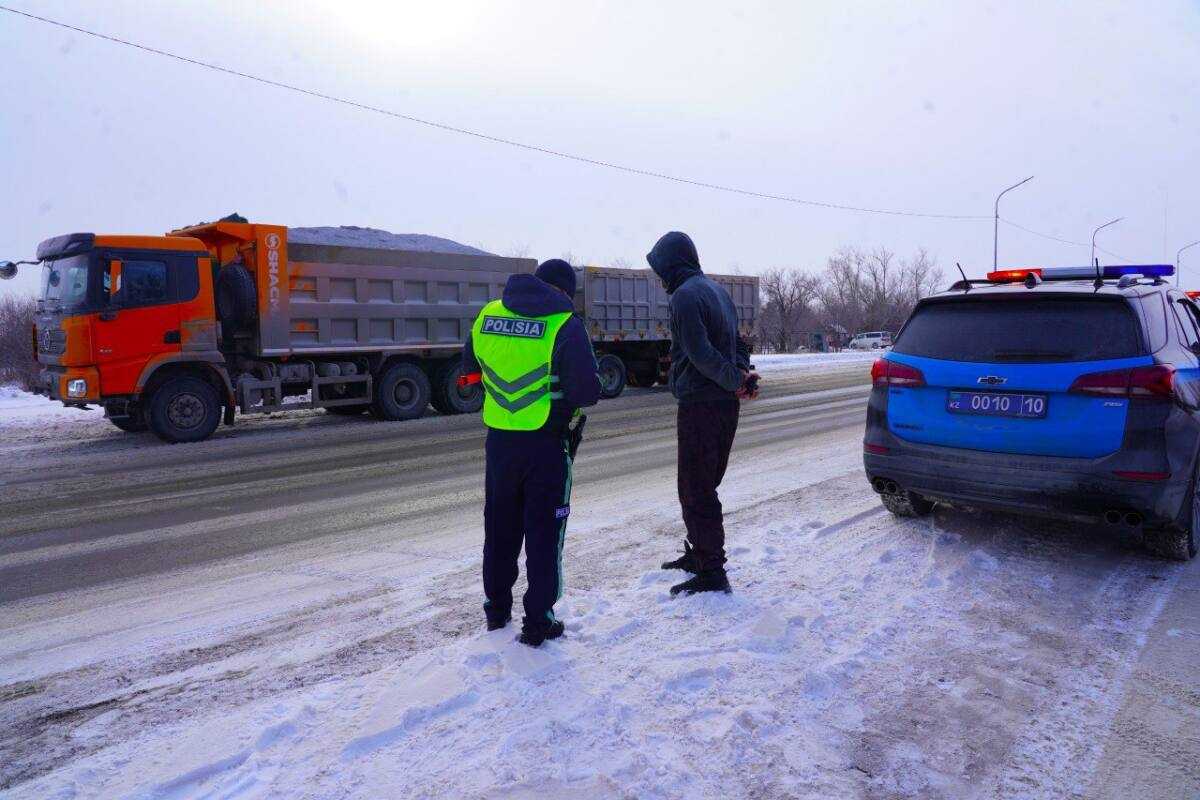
670, 568, 731, 597
661, 541, 700, 574
518, 616, 565, 647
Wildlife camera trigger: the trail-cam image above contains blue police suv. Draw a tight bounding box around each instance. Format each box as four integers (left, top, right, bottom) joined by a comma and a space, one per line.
863, 264, 1200, 560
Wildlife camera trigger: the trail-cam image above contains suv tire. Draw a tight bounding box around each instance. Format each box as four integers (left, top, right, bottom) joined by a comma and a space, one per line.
1144, 467, 1199, 561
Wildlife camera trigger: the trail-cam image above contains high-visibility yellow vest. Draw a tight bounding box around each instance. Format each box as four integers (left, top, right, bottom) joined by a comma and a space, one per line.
470, 299, 573, 430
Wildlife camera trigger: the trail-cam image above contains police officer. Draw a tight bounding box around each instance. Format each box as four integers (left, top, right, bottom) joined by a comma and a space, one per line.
463, 260, 600, 646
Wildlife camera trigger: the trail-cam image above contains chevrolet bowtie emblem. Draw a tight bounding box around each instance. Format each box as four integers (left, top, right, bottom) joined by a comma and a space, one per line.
977, 375, 1008, 386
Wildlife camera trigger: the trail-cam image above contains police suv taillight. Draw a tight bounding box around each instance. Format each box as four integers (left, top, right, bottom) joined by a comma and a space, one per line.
1068, 364, 1176, 401
871, 358, 925, 387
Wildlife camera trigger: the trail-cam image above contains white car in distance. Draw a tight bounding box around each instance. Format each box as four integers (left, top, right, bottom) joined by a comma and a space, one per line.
848, 331, 893, 350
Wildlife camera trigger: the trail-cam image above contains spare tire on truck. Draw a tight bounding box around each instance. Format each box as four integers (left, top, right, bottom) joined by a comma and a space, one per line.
371, 361, 431, 421
215, 261, 257, 331
597, 354, 627, 399
431, 356, 483, 415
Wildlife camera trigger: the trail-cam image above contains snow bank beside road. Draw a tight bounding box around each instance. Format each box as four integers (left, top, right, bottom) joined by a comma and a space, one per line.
0, 385, 102, 423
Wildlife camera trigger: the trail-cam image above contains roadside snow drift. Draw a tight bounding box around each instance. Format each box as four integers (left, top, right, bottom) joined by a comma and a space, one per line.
0, 385, 102, 423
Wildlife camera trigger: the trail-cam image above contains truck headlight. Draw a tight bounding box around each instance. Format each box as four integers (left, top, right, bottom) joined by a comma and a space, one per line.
67, 378, 88, 397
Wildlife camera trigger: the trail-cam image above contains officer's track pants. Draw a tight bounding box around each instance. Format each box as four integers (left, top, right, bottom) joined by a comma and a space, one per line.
483, 428, 573, 624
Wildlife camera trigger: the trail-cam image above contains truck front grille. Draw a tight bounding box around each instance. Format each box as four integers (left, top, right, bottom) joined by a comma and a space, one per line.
37, 327, 66, 355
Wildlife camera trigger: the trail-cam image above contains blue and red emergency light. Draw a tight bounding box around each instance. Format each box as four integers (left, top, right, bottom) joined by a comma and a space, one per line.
986, 264, 1174, 282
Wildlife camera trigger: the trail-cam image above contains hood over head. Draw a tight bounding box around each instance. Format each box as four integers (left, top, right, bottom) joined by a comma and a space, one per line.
646, 231, 702, 293
534, 258, 577, 297
501, 272, 575, 317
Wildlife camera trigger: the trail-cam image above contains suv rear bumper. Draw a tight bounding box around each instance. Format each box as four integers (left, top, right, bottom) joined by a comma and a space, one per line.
864, 438, 1189, 526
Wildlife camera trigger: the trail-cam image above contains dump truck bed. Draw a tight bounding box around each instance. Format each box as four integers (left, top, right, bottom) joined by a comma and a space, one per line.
577, 265, 759, 343
262, 241, 536, 356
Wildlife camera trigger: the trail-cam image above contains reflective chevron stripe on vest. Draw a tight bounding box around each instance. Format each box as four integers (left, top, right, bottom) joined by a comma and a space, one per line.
470, 299, 573, 430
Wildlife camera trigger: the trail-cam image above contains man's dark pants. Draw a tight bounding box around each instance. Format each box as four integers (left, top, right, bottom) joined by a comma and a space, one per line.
483, 428, 573, 625
677, 396, 740, 571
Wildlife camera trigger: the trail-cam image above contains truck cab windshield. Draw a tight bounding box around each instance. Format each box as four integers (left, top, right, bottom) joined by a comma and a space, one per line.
40, 255, 91, 311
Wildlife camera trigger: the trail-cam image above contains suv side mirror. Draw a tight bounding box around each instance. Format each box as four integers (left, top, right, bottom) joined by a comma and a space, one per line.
0, 261, 16, 280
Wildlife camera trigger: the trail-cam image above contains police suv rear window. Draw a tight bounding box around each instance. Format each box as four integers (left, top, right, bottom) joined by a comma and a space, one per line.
892, 297, 1143, 362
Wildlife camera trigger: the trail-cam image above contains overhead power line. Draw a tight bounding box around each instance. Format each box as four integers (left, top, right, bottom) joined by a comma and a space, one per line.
0, 5, 992, 221
999, 217, 1131, 263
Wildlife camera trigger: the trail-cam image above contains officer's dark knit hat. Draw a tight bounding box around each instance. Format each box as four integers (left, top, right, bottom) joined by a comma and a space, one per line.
535, 259, 577, 296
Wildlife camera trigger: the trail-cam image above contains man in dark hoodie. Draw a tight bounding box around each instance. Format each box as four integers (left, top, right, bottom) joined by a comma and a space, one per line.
647, 232, 759, 596
462, 259, 601, 646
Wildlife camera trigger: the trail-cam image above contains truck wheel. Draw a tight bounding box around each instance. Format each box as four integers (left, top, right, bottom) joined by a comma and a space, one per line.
147, 376, 221, 443
215, 262, 257, 331
371, 362, 431, 421
597, 354, 627, 399
881, 490, 934, 518
1144, 467, 1199, 561
431, 357, 483, 415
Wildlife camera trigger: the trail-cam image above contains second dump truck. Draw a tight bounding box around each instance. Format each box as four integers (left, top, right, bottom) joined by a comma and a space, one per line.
9, 219, 758, 443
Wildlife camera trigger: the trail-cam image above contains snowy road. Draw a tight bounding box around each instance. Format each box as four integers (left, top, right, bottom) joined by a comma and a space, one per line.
1, 359, 1198, 798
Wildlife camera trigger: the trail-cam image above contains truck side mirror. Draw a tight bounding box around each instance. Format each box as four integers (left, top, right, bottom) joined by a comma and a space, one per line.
106, 260, 124, 302
0, 261, 16, 280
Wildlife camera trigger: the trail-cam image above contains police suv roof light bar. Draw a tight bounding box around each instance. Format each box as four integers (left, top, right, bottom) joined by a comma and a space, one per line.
985, 265, 1174, 283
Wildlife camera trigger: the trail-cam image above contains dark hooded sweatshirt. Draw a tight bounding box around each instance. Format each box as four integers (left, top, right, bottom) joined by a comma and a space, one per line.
646, 232, 750, 404
463, 273, 600, 435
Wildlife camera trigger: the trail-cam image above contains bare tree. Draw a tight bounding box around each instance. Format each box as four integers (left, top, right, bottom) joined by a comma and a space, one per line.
0, 295, 38, 391
810, 246, 942, 345
504, 243, 532, 258
608, 256, 633, 269
759, 268, 816, 352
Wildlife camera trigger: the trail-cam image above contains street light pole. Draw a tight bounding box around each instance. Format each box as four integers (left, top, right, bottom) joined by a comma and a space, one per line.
1091, 217, 1123, 265
1177, 240, 1200, 287
994, 175, 1035, 269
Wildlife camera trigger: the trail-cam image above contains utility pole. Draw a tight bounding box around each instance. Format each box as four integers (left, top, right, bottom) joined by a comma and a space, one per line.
1178, 239, 1200, 287
994, 176, 1035, 269
1091, 217, 1123, 265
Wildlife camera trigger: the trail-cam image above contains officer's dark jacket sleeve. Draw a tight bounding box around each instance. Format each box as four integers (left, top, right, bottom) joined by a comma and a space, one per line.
462, 331, 479, 373
736, 335, 751, 371
671, 290, 744, 392
553, 317, 601, 409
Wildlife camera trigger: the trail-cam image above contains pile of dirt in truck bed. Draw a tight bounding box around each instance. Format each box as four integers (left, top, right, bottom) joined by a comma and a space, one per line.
288, 226, 494, 256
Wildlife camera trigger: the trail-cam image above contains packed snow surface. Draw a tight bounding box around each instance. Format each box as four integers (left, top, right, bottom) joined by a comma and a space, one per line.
0, 385, 101, 423
288, 226, 494, 256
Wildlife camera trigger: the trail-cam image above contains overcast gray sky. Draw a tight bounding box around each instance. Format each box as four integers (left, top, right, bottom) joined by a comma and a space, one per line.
2, 0, 1199, 297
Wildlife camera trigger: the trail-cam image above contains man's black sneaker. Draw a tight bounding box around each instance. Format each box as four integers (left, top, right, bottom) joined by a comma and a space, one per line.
518, 617, 565, 647
487, 615, 511, 631
661, 541, 700, 574
670, 568, 731, 597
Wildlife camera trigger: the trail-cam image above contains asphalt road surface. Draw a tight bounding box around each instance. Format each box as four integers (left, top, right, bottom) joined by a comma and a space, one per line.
0, 368, 867, 603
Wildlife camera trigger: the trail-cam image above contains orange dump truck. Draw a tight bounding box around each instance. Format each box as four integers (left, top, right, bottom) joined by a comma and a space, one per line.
9, 221, 534, 442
